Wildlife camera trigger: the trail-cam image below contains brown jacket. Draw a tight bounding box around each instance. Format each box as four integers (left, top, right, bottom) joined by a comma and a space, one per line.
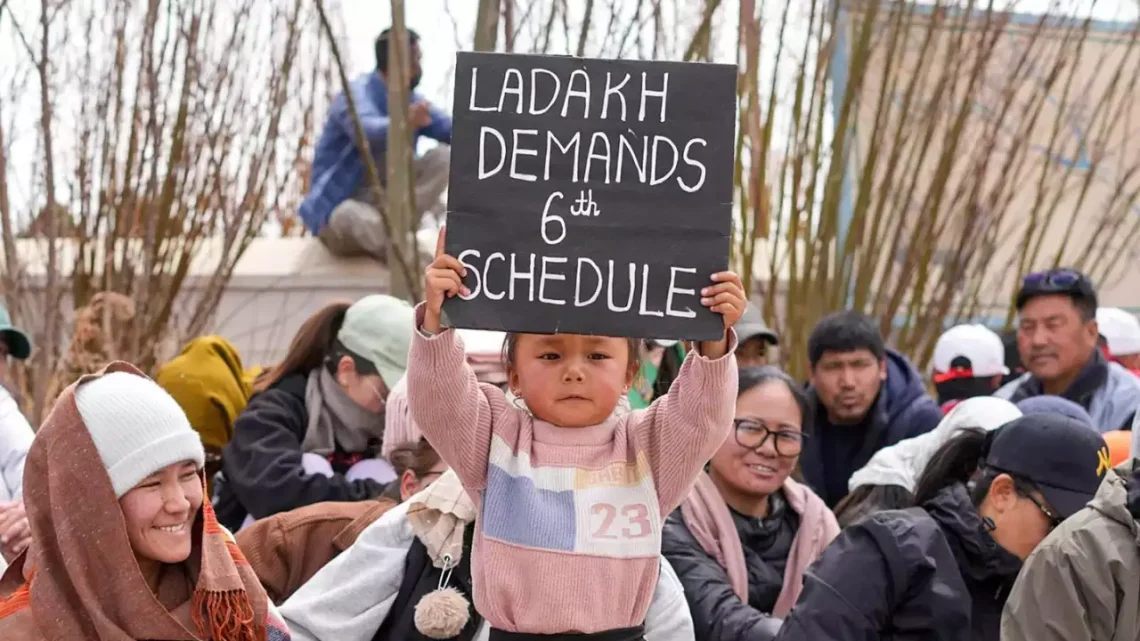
236, 498, 397, 604
1002, 460, 1140, 641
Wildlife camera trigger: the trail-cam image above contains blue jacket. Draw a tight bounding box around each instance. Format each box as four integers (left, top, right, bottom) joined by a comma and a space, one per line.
995, 349, 1140, 433
300, 73, 452, 234
800, 349, 943, 507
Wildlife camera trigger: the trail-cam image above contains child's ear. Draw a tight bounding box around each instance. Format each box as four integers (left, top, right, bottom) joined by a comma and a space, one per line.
399, 469, 419, 502
508, 368, 520, 395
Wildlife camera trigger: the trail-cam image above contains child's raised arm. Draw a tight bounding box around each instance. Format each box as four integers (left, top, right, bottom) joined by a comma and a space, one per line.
632, 272, 747, 515
406, 229, 503, 492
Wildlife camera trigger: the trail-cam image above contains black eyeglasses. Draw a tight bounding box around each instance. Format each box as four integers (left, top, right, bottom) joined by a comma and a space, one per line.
1024, 491, 1064, 530
1021, 269, 1086, 294
733, 419, 806, 457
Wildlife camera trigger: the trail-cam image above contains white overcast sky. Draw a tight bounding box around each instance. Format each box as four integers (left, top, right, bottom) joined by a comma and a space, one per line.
342, 0, 1137, 110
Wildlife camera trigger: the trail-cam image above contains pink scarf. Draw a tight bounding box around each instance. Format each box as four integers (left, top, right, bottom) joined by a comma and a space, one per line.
679, 473, 839, 618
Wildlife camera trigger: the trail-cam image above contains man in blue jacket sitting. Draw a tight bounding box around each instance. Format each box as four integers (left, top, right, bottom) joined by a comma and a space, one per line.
799, 310, 943, 507
300, 28, 452, 263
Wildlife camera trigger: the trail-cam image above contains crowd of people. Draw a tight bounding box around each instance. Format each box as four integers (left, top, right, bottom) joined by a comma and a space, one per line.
0, 26, 1139, 641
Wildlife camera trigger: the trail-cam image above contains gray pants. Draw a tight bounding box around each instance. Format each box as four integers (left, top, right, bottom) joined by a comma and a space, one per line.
320, 145, 450, 262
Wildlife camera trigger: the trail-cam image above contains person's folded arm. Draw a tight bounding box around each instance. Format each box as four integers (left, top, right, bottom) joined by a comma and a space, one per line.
419, 103, 452, 144
334, 85, 390, 151
222, 389, 383, 520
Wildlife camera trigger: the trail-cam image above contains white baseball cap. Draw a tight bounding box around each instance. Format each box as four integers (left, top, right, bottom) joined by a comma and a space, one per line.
1096, 307, 1140, 356
932, 324, 1009, 380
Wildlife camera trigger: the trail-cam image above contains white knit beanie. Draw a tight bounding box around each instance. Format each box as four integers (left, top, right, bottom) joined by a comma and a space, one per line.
75, 371, 206, 498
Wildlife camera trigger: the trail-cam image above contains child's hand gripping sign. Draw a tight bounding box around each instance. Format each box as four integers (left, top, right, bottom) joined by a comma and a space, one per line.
427, 226, 746, 357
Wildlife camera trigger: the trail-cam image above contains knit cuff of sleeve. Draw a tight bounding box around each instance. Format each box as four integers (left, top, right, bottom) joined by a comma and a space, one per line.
693, 327, 739, 361
413, 302, 456, 339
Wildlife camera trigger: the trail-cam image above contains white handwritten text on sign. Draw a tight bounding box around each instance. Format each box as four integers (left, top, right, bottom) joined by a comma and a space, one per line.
443, 52, 736, 340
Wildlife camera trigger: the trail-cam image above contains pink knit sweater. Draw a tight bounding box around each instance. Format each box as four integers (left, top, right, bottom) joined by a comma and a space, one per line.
406, 311, 737, 634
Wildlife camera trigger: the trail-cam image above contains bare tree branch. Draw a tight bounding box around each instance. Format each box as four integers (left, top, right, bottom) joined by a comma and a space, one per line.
474, 0, 500, 52
385, 0, 420, 301
576, 0, 595, 57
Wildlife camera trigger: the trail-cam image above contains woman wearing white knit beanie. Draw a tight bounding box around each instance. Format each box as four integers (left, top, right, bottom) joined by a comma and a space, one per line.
0, 361, 291, 640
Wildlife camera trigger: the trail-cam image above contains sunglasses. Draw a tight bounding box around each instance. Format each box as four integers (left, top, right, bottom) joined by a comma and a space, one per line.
1021, 269, 1085, 294
1024, 491, 1064, 530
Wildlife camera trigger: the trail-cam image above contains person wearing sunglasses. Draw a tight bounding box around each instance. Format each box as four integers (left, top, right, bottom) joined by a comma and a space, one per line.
775, 414, 1107, 641
1002, 412, 1140, 641
996, 268, 1140, 433
663, 367, 838, 641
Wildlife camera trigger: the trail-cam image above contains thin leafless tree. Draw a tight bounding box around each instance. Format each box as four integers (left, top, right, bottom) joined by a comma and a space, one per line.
0, 0, 334, 421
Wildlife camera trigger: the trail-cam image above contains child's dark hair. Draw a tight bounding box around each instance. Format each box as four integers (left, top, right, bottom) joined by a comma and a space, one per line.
501, 333, 641, 378
912, 426, 1040, 508
386, 438, 442, 479
833, 484, 914, 528
253, 301, 377, 393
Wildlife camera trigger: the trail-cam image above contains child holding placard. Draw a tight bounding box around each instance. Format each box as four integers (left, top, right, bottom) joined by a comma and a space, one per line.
406, 228, 744, 640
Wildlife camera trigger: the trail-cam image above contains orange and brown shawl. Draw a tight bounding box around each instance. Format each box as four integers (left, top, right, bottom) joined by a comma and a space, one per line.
0, 361, 271, 641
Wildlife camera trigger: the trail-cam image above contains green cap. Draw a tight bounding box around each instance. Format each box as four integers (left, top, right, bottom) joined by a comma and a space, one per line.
0, 306, 31, 359
337, 295, 414, 388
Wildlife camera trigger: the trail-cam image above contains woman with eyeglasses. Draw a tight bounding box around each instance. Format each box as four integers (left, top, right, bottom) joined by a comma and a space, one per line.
213, 296, 415, 532
775, 414, 1108, 641
662, 366, 838, 641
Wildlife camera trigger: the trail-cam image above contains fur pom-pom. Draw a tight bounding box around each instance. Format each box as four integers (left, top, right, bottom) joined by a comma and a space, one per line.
414, 586, 470, 639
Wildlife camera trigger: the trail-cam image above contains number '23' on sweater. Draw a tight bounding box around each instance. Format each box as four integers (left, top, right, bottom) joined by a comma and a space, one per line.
406, 309, 737, 635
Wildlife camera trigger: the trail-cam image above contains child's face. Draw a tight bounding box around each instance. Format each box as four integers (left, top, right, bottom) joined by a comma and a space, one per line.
509, 333, 635, 427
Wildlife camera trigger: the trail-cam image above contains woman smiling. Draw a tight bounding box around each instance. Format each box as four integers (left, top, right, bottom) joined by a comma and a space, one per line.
0, 362, 289, 640
662, 367, 838, 641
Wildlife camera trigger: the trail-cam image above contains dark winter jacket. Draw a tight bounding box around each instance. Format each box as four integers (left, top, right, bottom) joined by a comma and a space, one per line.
372, 528, 482, 641
661, 492, 795, 641
800, 349, 942, 507
214, 373, 386, 531
775, 484, 1023, 641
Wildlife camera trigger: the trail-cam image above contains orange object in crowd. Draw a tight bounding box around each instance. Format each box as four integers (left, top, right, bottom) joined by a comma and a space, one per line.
1102, 430, 1132, 468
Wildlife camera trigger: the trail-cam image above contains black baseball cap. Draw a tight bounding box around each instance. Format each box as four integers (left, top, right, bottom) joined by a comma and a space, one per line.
985, 414, 1109, 518
1016, 267, 1098, 311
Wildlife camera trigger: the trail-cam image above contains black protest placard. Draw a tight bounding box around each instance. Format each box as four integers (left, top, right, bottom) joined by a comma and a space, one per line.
442, 52, 736, 340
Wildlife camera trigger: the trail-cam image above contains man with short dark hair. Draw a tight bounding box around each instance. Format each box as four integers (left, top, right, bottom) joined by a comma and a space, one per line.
995, 268, 1140, 432
799, 310, 942, 507
300, 28, 452, 263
